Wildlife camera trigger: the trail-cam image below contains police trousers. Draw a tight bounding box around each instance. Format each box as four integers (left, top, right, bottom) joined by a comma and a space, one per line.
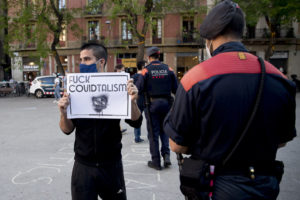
191, 175, 279, 200
145, 98, 171, 166
71, 160, 127, 200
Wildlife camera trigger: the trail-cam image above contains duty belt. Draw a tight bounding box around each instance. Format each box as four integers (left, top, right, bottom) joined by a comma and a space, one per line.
217, 161, 282, 179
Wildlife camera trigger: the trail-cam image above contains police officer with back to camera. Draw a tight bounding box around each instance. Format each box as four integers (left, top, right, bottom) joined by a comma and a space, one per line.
136, 46, 178, 170
164, 0, 296, 199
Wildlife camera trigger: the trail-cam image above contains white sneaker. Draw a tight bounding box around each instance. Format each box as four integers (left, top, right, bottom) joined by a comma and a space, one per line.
53, 100, 57, 103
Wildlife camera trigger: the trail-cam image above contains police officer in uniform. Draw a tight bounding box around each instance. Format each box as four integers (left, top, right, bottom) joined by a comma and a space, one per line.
164, 1, 296, 199
137, 47, 178, 170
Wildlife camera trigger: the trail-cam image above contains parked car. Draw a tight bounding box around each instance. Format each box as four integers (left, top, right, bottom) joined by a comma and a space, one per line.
29, 75, 64, 98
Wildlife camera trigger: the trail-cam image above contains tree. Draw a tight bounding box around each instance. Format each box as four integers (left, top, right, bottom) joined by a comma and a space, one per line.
89, 0, 206, 63
7, 0, 81, 75
235, 0, 300, 60
0, 0, 9, 80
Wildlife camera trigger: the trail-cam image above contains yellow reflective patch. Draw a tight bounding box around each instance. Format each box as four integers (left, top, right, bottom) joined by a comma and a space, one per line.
238, 52, 247, 60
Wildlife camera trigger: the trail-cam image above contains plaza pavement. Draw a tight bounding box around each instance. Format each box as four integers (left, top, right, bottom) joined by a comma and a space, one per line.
0, 95, 299, 200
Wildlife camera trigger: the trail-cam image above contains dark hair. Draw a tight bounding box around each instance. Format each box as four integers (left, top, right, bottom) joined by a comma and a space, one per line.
114, 64, 125, 72
149, 53, 160, 59
221, 8, 244, 39
137, 61, 146, 70
80, 42, 108, 63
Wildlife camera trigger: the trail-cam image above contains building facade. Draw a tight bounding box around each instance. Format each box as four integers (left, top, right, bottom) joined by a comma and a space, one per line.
10, 0, 300, 82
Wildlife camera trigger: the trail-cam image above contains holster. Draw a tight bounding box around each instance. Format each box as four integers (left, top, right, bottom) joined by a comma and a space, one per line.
179, 157, 213, 194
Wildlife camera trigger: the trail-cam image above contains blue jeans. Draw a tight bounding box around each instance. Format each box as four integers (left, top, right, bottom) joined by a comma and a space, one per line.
54, 86, 61, 101
134, 127, 141, 141
134, 104, 144, 142
145, 99, 171, 166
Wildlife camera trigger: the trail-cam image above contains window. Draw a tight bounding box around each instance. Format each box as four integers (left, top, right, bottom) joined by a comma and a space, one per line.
182, 17, 194, 43
86, 0, 102, 15
152, 18, 162, 44
59, 0, 66, 9
88, 21, 100, 41
40, 77, 55, 84
25, 24, 36, 48
246, 25, 256, 39
121, 20, 132, 43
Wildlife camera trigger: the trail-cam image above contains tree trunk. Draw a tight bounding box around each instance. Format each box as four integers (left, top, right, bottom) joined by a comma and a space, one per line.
136, 40, 145, 63
0, 66, 4, 81
0, 0, 8, 81
264, 16, 275, 61
51, 33, 64, 75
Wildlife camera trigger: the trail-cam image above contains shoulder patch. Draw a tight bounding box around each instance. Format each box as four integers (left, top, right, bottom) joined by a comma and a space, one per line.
238, 52, 247, 60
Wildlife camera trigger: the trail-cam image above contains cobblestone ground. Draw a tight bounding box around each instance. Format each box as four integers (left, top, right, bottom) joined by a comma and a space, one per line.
0, 95, 299, 200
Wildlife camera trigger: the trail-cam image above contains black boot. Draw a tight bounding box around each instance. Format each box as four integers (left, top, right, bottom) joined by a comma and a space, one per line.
163, 154, 171, 167
147, 161, 162, 170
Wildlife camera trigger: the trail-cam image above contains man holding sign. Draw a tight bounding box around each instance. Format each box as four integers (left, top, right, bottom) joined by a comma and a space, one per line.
58, 42, 142, 200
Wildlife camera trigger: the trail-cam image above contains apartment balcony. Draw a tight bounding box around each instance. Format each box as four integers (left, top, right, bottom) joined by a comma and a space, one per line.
244, 28, 295, 39
84, 5, 103, 17
18, 42, 36, 50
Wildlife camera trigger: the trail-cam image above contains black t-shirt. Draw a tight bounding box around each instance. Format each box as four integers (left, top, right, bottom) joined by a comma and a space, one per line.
72, 116, 142, 166
164, 42, 296, 165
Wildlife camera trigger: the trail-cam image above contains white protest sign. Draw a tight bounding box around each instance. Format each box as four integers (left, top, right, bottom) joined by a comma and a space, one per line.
67, 73, 131, 119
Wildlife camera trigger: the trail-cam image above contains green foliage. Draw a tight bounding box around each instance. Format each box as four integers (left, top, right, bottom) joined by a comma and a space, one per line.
235, 0, 300, 26
6, 0, 82, 60
89, 0, 206, 41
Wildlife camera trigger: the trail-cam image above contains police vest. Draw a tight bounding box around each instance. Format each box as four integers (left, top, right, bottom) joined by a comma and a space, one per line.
146, 62, 173, 97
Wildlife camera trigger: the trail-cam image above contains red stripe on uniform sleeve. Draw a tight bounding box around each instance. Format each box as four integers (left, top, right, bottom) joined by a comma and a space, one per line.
181, 52, 286, 92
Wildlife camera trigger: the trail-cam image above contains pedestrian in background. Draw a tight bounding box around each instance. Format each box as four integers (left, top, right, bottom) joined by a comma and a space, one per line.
164, 1, 296, 199
136, 46, 178, 170
114, 64, 125, 72
131, 60, 146, 143
53, 73, 61, 103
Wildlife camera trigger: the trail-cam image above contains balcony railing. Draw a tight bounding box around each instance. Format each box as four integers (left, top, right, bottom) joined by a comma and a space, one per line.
244, 28, 295, 39
18, 42, 36, 49
84, 4, 103, 15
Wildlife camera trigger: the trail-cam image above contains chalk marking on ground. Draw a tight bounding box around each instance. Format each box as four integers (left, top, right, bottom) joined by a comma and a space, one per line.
38, 163, 65, 167
125, 178, 156, 190
11, 166, 60, 185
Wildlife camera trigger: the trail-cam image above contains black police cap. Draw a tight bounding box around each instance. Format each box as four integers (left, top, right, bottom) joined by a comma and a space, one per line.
200, 0, 240, 39
146, 47, 160, 57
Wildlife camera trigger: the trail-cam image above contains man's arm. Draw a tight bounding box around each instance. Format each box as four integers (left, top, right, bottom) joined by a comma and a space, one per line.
58, 93, 74, 134
169, 138, 189, 154
127, 79, 141, 121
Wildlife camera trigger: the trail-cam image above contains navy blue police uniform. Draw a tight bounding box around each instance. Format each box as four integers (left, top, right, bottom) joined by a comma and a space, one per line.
137, 60, 178, 169
164, 41, 296, 199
